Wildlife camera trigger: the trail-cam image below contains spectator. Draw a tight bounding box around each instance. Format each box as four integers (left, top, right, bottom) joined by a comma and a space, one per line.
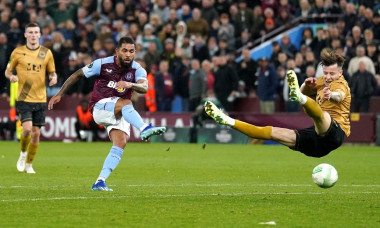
350, 25, 364, 49
150, 0, 170, 23
12, 1, 30, 29
300, 27, 313, 48
145, 64, 157, 113
46, 0, 78, 26
187, 8, 209, 38
347, 45, 376, 77
173, 53, 191, 111
155, 60, 174, 112
138, 23, 163, 53
189, 59, 207, 111
215, 38, 233, 56
143, 42, 161, 75
0, 33, 11, 95
237, 49, 257, 95
366, 43, 378, 62
310, 28, 328, 60
209, 18, 220, 39
37, 7, 54, 28
255, 57, 278, 114
158, 23, 177, 46
235, 28, 252, 50
275, 8, 294, 28
343, 3, 358, 31
0, 11, 10, 33
234, 0, 254, 37
213, 56, 239, 111
363, 29, 379, 47
161, 38, 179, 74
349, 60, 377, 112
75, 99, 101, 142
250, 5, 265, 40
180, 4, 192, 22
279, 34, 297, 58
114, 2, 127, 22
214, 0, 230, 16
261, 18, 275, 36
372, 13, 380, 41
201, 0, 219, 27
218, 13, 235, 50
167, 9, 180, 28
201, 59, 215, 91
192, 34, 210, 63
6, 18, 23, 50
175, 21, 187, 48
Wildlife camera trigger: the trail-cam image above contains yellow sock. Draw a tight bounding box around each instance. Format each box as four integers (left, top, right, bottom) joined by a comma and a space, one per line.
302, 97, 324, 120
27, 143, 39, 164
20, 134, 31, 152
233, 120, 272, 140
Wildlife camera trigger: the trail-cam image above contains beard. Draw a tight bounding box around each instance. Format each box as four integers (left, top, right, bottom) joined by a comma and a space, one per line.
118, 56, 133, 69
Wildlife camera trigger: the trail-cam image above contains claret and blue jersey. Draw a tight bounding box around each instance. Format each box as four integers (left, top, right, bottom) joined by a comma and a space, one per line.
82, 56, 147, 113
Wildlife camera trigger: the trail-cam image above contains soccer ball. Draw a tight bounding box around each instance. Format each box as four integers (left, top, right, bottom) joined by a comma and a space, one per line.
312, 163, 338, 188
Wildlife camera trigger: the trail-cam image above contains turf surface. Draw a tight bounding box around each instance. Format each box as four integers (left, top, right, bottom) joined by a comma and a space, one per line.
0, 141, 379, 227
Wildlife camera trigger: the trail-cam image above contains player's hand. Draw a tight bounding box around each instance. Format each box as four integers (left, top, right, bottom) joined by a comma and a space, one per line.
323, 87, 331, 100
10, 75, 18, 82
115, 81, 133, 89
49, 75, 57, 86
48, 95, 61, 110
304, 77, 317, 88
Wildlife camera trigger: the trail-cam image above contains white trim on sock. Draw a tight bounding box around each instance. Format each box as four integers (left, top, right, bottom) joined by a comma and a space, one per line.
139, 124, 149, 132
300, 94, 307, 105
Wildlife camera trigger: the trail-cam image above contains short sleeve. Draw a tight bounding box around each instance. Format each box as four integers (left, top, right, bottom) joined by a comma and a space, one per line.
46, 50, 56, 73
135, 66, 147, 82
82, 59, 102, 78
6, 50, 17, 72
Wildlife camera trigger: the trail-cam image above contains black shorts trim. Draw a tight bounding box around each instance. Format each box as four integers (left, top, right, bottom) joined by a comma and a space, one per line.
292, 118, 345, 157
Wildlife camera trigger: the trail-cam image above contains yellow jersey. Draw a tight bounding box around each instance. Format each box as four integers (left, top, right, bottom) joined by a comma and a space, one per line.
315, 76, 351, 136
7, 45, 56, 103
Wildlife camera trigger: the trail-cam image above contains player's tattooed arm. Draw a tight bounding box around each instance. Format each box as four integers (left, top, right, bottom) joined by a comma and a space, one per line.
131, 79, 148, 93
48, 69, 85, 110
115, 79, 148, 94
56, 69, 85, 96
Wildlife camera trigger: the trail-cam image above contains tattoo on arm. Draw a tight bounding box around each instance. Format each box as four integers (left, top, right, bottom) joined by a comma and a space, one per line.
57, 69, 85, 96
330, 91, 343, 102
132, 79, 148, 93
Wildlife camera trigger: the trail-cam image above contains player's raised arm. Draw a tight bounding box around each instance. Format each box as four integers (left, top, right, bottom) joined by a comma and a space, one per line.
48, 69, 86, 110
300, 77, 317, 96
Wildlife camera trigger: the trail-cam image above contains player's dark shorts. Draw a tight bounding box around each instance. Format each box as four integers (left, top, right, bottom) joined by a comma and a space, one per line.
16, 101, 46, 127
292, 118, 345, 158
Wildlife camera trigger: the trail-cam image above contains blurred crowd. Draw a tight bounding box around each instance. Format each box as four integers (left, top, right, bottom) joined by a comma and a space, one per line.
0, 0, 380, 114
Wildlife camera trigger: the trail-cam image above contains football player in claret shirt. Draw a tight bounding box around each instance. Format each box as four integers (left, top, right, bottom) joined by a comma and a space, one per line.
5, 22, 57, 174
49, 36, 166, 191
205, 48, 351, 158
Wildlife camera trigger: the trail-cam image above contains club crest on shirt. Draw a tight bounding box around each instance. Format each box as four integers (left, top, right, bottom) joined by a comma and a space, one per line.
39, 51, 46, 58
125, 72, 132, 80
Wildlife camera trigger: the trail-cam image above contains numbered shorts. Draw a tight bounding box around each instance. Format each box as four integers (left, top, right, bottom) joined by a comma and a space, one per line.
92, 97, 130, 136
16, 101, 46, 127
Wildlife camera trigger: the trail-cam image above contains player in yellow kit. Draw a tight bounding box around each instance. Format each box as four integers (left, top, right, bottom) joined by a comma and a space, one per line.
205, 48, 351, 157
5, 22, 57, 173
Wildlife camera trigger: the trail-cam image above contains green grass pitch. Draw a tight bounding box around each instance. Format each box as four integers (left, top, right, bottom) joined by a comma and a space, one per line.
0, 141, 379, 227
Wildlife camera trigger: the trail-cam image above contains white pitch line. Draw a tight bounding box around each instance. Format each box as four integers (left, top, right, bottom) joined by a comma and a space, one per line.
1, 191, 380, 203
0, 184, 380, 189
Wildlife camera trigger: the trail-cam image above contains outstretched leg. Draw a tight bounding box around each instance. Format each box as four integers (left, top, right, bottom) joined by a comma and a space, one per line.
286, 70, 331, 135
204, 101, 297, 147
